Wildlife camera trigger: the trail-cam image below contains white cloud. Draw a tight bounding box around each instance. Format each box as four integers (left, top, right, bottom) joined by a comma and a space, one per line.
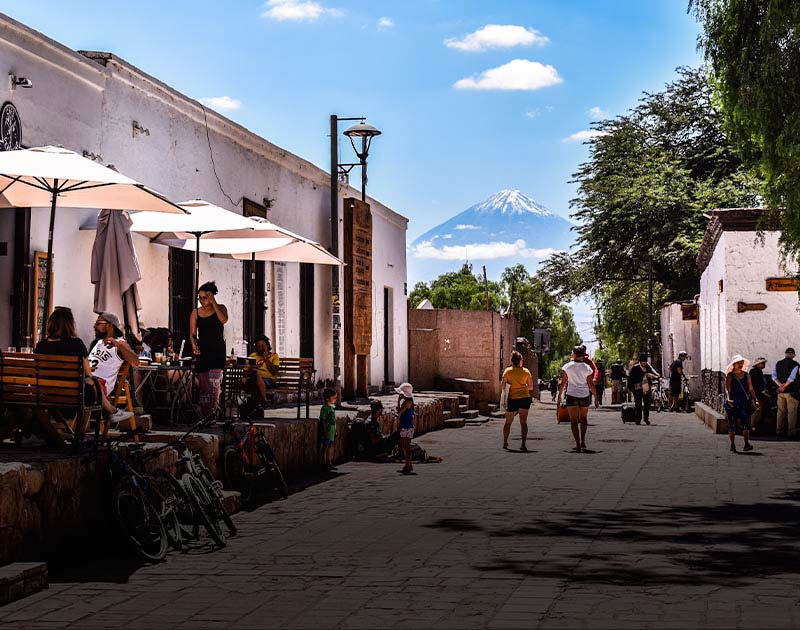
377, 16, 394, 28
261, 0, 342, 22
455, 224, 479, 230
563, 129, 606, 143
524, 105, 554, 119
586, 106, 609, 119
199, 96, 242, 112
454, 59, 563, 91
445, 24, 549, 52
412, 239, 559, 261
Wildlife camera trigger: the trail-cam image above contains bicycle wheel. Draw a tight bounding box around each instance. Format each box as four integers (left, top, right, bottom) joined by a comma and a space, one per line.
257, 441, 288, 500
180, 473, 226, 548
197, 463, 237, 537
112, 480, 168, 562
151, 469, 198, 541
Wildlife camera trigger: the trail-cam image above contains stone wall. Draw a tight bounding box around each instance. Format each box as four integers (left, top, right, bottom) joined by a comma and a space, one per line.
701, 369, 726, 414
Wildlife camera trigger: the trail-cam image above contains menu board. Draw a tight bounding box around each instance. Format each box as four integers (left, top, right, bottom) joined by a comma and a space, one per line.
343, 198, 372, 355
32, 251, 53, 341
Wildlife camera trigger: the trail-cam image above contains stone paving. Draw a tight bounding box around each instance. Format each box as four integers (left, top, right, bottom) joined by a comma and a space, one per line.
3, 401, 800, 628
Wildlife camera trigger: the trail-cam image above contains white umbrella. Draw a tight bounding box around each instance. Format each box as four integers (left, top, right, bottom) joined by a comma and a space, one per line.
129, 199, 260, 306
0, 145, 184, 338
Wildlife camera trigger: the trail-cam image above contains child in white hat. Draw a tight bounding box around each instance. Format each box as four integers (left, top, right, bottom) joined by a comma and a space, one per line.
395, 382, 415, 474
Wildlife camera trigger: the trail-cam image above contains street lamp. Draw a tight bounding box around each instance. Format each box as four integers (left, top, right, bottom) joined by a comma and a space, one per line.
328, 115, 381, 397
343, 122, 382, 202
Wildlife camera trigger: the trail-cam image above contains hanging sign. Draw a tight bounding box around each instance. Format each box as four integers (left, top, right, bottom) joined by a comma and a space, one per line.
0, 102, 21, 151
766, 278, 800, 291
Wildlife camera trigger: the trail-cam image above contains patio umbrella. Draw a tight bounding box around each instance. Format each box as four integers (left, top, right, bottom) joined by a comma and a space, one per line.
91, 209, 142, 338
0, 145, 185, 338
129, 199, 262, 306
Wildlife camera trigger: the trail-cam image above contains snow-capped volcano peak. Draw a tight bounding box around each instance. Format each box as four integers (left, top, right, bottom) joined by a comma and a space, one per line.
472, 189, 553, 216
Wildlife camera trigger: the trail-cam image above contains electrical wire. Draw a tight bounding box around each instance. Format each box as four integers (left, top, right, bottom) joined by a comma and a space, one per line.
200, 104, 240, 208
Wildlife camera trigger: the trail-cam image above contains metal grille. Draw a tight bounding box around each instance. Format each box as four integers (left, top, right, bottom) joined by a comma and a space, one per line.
274, 262, 286, 355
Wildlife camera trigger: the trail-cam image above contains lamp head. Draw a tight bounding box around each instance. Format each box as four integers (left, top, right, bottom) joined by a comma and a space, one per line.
343, 121, 381, 160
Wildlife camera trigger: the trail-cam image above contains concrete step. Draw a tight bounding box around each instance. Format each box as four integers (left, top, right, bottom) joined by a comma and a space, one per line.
487, 403, 499, 413
458, 395, 470, 406
461, 409, 480, 420
0, 562, 48, 606
489, 410, 506, 419
444, 418, 466, 429
441, 410, 453, 420
458, 404, 469, 413
464, 417, 490, 425
222, 490, 241, 516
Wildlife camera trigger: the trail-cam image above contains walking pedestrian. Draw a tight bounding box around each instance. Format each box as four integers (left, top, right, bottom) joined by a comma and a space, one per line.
627, 353, 659, 426
772, 347, 799, 439
549, 376, 558, 402
725, 355, 757, 453
395, 382, 415, 474
749, 357, 770, 433
557, 346, 598, 453
594, 360, 607, 406
669, 351, 687, 411
189, 281, 228, 418
500, 350, 534, 451
610, 359, 627, 404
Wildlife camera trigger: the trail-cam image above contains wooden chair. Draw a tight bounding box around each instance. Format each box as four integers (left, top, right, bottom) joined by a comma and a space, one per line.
0, 351, 103, 447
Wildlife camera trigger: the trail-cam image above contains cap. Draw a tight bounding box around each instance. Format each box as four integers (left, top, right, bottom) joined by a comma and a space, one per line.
787, 347, 796, 355
678, 350, 688, 358
98, 312, 122, 332
395, 382, 414, 397
638, 353, 649, 363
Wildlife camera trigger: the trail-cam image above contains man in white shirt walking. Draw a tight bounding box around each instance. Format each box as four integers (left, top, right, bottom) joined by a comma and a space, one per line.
557, 346, 599, 453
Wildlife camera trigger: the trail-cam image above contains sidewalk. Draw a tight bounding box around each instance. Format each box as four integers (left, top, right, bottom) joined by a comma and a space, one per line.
2, 401, 799, 628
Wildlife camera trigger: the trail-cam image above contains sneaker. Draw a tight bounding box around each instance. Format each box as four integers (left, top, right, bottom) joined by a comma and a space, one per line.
743, 443, 754, 452
109, 409, 133, 423
730, 443, 737, 453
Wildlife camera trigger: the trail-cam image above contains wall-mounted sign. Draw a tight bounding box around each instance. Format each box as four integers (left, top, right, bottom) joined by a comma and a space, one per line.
766, 277, 800, 291
737, 302, 767, 313
680, 303, 699, 321
0, 102, 21, 151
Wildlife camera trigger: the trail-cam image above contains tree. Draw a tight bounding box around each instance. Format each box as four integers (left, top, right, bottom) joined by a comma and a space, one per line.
408, 263, 504, 311
691, 0, 800, 254
540, 67, 762, 357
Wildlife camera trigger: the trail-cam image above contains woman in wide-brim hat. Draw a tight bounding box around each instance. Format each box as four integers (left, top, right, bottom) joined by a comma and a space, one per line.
725, 354, 758, 453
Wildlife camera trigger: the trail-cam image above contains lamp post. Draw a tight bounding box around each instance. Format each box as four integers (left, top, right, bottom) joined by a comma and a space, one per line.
328, 115, 381, 395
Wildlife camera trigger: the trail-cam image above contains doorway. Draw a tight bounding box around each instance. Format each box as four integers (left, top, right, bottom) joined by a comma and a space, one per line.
299, 263, 314, 359
243, 259, 266, 348
169, 247, 195, 355
383, 286, 393, 385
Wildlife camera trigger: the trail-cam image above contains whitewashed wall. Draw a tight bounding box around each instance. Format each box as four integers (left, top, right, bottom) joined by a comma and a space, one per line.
660, 302, 701, 399
0, 15, 408, 385
700, 230, 800, 377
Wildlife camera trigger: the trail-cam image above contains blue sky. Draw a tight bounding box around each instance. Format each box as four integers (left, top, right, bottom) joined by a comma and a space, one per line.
5, 1, 701, 239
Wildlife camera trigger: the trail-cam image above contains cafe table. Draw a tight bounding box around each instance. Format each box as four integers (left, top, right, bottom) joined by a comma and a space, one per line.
134, 362, 197, 425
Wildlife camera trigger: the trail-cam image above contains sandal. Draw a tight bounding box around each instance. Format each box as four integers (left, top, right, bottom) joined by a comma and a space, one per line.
520, 445, 528, 452
572, 447, 582, 453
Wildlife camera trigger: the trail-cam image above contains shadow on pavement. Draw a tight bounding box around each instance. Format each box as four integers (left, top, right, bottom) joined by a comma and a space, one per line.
426, 489, 800, 586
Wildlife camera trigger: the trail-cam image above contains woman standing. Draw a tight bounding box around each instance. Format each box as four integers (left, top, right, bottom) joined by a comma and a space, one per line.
594, 359, 607, 406
500, 350, 534, 451
557, 346, 598, 453
190, 281, 228, 417
725, 354, 757, 453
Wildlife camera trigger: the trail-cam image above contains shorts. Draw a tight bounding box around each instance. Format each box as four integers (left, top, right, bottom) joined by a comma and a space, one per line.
565, 395, 591, 408
262, 378, 276, 390
321, 438, 333, 446
728, 415, 752, 433
399, 427, 415, 439
670, 382, 682, 397
95, 377, 108, 397
507, 396, 532, 412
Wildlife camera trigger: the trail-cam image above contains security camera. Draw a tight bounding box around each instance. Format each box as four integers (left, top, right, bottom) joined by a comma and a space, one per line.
9, 74, 32, 89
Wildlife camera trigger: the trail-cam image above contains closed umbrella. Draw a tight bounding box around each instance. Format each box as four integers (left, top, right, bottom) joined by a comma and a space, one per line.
0, 146, 184, 338
91, 209, 143, 338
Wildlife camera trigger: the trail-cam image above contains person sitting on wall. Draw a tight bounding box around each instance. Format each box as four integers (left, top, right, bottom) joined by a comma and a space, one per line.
247, 335, 281, 405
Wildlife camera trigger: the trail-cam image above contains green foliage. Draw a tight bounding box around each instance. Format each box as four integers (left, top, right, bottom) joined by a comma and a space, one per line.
540, 66, 762, 357
691, 0, 800, 253
410, 263, 581, 379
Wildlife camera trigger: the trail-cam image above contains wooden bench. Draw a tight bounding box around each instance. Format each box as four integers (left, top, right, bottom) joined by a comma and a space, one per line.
221, 357, 316, 421
0, 351, 103, 446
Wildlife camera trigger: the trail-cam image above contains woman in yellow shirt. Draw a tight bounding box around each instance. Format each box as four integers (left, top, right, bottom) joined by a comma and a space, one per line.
500, 350, 534, 451
248, 335, 280, 404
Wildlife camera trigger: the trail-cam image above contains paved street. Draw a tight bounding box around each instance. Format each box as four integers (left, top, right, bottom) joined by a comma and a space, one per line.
3, 402, 800, 629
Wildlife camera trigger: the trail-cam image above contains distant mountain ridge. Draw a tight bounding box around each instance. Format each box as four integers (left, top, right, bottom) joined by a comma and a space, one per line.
409, 189, 574, 271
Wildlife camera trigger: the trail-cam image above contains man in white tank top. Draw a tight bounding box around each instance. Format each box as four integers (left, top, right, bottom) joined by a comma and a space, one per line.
88, 312, 139, 394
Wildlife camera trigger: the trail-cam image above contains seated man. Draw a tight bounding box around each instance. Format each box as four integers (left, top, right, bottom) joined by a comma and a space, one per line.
247, 335, 280, 404
88, 312, 140, 399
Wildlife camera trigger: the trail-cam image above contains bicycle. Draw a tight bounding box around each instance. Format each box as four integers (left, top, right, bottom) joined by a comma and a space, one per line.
170, 416, 237, 548
650, 377, 670, 413
85, 430, 188, 562
222, 419, 288, 504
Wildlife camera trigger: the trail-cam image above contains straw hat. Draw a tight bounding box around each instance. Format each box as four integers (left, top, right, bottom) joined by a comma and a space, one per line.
726, 354, 750, 374
395, 382, 414, 397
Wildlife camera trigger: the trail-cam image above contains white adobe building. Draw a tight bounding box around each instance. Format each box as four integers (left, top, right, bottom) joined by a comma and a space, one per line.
0, 13, 408, 388
696, 208, 799, 411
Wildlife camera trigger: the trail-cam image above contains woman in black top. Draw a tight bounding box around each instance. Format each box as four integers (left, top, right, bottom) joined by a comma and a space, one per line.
189, 281, 228, 417
34, 307, 131, 425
